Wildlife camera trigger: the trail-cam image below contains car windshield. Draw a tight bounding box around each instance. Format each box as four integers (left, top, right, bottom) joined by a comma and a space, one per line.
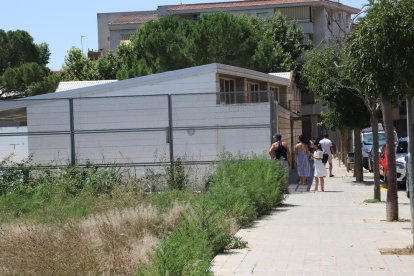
363, 131, 397, 146
363, 132, 387, 145
396, 140, 408, 154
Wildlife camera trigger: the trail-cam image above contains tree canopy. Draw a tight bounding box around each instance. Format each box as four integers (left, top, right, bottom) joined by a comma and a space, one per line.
0, 30, 58, 97
303, 46, 369, 130
62, 13, 309, 81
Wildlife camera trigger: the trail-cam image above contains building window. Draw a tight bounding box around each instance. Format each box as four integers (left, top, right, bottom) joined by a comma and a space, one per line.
219, 78, 236, 104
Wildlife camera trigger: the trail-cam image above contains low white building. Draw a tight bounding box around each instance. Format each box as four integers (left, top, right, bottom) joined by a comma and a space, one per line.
0, 64, 301, 169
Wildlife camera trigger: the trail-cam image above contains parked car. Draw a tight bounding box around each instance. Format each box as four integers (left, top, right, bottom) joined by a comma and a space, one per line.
379, 137, 407, 187
363, 125, 398, 171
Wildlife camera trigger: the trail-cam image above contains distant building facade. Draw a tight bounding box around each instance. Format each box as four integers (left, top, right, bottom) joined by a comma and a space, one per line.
97, 0, 359, 54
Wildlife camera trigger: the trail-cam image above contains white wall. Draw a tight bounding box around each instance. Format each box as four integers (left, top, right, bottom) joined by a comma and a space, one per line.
312, 7, 329, 46
26, 71, 271, 165
172, 93, 271, 161
0, 126, 28, 162
27, 99, 71, 164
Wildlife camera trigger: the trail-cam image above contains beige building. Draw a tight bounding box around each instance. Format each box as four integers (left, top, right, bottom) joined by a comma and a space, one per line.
97, 0, 359, 54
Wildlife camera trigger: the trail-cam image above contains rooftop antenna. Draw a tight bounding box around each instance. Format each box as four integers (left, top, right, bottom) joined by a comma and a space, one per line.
81, 35, 86, 54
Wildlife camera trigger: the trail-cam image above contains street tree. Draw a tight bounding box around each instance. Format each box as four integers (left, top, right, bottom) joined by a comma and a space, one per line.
303, 47, 370, 183
342, 2, 384, 200
345, 0, 414, 221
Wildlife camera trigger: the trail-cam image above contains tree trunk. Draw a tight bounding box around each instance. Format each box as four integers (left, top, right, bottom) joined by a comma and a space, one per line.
340, 129, 347, 164
345, 129, 350, 165
382, 98, 398, 221
405, 95, 414, 244
354, 127, 364, 182
370, 114, 381, 200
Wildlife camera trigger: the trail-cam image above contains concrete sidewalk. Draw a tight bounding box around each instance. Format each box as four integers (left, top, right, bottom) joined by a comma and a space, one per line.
212, 162, 414, 275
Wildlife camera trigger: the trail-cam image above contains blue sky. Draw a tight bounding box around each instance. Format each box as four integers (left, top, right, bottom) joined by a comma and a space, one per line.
0, 0, 367, 71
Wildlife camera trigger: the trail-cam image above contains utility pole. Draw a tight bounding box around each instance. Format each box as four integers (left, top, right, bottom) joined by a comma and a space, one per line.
81, 35, 86, 54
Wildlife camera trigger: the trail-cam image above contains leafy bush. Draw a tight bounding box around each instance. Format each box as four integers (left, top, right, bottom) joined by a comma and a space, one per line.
137, 216, 213, 276
207, 153, 286, 225
165, 158, 189, 190
0, 157, 32, 196
206, 178, 256, 225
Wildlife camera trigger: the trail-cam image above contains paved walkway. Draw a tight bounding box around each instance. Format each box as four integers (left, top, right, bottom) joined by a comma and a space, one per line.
212, 161, 414, 275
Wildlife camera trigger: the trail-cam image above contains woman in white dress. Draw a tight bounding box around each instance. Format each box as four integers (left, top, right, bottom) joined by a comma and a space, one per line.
312, 142, 327, 192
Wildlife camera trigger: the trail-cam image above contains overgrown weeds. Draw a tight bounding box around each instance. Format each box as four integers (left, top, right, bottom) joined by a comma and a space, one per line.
0, 204, 186, 275
138, 153, 287, 274
0, 153, 287, 275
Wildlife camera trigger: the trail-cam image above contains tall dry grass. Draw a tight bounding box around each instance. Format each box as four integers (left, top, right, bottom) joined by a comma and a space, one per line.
0, 203, 186, 275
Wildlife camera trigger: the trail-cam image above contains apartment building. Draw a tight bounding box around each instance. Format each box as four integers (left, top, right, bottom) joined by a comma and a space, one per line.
97, 0, 359, 54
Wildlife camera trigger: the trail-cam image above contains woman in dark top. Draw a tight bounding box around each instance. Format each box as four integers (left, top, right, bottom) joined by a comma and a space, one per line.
268, 133, 291, 169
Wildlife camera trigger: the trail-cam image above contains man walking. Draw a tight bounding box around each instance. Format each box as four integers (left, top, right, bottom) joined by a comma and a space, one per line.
319, 133, 335, 177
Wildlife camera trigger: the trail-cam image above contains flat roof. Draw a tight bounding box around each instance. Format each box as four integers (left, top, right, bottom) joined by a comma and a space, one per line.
161, 0, 360, 14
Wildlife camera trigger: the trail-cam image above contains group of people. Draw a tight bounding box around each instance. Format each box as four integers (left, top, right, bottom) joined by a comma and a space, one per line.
268, 133, 335, 192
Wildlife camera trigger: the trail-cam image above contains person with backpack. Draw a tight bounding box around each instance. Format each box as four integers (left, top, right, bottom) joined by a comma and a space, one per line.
312, 142, 327, 192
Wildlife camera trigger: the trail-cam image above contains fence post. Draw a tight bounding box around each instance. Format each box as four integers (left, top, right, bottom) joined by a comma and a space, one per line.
69, 99, 76, 165
168, 94, 174, 169
269, 91, 275, 144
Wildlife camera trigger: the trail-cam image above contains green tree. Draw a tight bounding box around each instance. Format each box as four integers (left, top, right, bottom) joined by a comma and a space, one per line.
345, 0, 414, 221
0, 29, 57, 97
133, 15, 192, 73
303, 46, 370, 182
127, 13, 306, 75
116, 43, 149, 80
250, 13, 309, 73
60, 47, 97, 81
188, 13, 256, 69
95, 51, 119, 80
